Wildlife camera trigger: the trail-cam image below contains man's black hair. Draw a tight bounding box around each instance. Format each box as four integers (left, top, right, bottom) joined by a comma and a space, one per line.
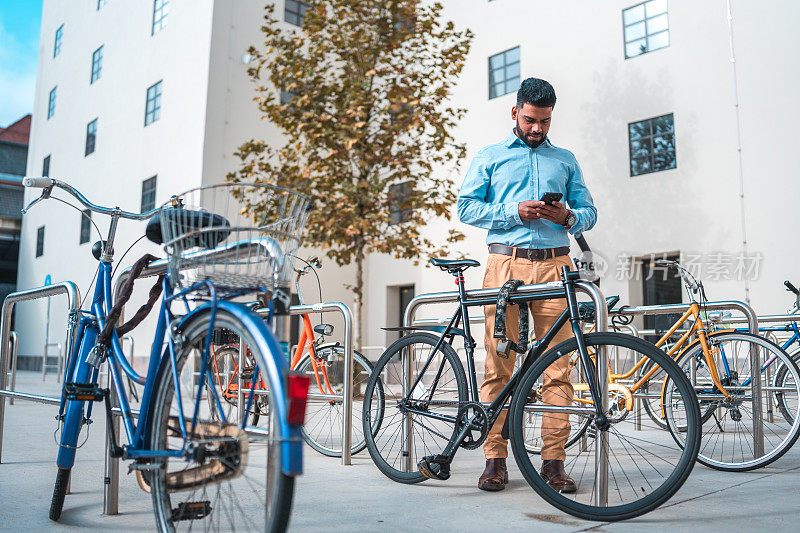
516, 78, 556, 108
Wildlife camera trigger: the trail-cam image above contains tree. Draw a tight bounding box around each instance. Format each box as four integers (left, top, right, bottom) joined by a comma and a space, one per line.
228, 0, 473, 348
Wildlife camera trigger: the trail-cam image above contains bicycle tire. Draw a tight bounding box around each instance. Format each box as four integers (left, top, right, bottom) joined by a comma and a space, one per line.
363, 332, 467, 484
297, 346, 379, 457
49, 467, 71, 521
667, 331, 800, 472
510, 332, 700, 522
149, 309, 294, 532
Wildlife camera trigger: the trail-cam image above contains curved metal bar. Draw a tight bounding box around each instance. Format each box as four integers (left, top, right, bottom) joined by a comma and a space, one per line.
26, 178, 159, 220
611, 300, 763, 458
255, 302, 355, 466
0, 281, 81, 463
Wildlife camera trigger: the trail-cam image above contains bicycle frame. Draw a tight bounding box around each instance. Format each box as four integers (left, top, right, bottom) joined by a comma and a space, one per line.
57, 260, 303, 475
400, 270, 602, 460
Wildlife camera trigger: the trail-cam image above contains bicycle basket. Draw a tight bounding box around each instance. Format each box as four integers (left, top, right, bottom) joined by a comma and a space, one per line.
159, 183, 310, 293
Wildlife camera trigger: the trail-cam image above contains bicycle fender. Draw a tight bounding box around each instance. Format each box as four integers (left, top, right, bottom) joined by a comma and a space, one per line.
158, 301, 302, 476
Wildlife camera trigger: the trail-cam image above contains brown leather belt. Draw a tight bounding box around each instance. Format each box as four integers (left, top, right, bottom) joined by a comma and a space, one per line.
488, 244, 570, 261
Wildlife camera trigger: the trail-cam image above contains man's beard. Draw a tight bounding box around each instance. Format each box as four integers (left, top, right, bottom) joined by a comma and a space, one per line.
515, 119, 545, 149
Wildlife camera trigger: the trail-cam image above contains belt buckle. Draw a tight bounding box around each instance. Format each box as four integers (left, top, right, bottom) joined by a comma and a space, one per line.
527, 249, 542, 261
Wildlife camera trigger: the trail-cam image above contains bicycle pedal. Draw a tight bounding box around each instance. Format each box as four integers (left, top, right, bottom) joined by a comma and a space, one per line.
64, 382, 107, 402
418, 456, 451, 481
171, 501, 212, 522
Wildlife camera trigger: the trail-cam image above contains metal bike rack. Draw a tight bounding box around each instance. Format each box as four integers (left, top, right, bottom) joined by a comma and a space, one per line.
42, 342, 64, 382
0, 281, 81, 463
403, 280, 610, 505
611, 301, 764, 458
255, 303, 355, 466
6, 332, 17, 405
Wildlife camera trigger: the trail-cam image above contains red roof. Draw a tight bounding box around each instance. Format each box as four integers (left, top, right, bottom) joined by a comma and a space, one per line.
0, 114, 32, 145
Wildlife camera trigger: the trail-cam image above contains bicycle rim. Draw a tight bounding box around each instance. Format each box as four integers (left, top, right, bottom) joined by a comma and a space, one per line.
149, 310, 294, 532
510, 332, 700, 521
668, 332, 800, 471
363, 333, 467, 484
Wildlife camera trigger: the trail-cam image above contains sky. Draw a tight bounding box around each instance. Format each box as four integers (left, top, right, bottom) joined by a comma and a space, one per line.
0, 1, 42, 127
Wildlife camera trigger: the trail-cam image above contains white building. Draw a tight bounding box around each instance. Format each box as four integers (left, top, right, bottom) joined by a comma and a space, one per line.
17, 0, 800, 367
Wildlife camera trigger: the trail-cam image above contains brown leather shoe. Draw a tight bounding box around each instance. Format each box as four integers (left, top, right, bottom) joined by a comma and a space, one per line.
478, 458, 509, 491
540, 459, 577, 493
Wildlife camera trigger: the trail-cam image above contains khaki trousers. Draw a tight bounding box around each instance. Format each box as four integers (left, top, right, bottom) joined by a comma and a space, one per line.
481, 252, 574, 461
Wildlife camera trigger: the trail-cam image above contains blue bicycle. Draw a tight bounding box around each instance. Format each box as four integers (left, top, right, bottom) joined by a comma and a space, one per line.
22, 178, 311, 532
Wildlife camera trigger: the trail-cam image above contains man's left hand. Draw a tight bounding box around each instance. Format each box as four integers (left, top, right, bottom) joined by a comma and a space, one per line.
536, 200, 569, 225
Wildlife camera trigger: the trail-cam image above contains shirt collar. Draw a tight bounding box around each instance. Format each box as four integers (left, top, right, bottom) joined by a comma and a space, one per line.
504, 129, 553, 149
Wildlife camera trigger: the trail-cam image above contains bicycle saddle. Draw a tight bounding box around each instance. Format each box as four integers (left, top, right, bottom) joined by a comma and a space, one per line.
430, 257, 480, 273
145, 207, 231, 249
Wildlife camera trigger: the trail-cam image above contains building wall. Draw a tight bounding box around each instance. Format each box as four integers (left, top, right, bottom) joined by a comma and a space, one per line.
358, 0, 800, 359
17, 0, 216, 362
16, 1, 800, 369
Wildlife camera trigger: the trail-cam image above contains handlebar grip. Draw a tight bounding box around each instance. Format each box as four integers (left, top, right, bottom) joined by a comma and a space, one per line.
785, 281, 799, 295
23, 177, 54, 188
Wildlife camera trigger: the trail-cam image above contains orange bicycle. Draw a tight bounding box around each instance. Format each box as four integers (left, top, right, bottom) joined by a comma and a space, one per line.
208, 256, 379, 457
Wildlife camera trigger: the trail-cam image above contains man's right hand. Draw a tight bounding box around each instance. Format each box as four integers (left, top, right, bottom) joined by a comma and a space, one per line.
518, 200, 544, 221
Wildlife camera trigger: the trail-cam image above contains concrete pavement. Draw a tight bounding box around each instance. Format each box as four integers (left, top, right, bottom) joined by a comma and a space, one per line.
1, 371, 798, 532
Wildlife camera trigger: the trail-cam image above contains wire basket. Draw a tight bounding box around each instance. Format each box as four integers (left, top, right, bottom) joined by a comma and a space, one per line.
159, 183, 311, 294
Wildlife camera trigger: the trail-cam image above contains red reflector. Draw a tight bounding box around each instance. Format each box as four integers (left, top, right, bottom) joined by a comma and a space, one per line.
287, 372, 310, 425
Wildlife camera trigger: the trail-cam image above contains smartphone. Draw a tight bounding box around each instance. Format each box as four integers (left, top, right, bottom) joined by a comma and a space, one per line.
540, 192, 563, 205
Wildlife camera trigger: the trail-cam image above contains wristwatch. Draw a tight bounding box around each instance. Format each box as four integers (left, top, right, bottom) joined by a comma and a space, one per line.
563, 210, 576, 229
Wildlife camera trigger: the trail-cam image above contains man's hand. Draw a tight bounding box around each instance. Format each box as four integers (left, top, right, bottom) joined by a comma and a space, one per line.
518, 200, 544, 221
536, 200, 569, 225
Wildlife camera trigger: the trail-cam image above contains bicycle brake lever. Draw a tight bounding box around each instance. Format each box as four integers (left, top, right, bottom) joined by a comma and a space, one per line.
20, 188, 53, 214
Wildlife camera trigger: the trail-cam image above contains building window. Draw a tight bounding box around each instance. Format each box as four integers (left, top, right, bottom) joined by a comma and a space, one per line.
629, 113, 676, 176
152, 0, 169, 35
285, 0, 308, 26
623, 0, 669, 58
145, 81, 162, 126
98, 0, 107, 9
488, 46, 520, 99
54, 24, 63, 57
42, 155, 51, 177
389, 181, 413, 225
91, 45, 103, 83
48, 87, 56, 119
85, 119, 98, 156
79, 209, 92, 244
36, 226, 45, 257
141, 176, 157, 212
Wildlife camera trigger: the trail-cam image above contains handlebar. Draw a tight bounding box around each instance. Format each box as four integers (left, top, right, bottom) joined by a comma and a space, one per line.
785, 280, 799, 295
22, 177, 159, 221
23, 177, 55, 188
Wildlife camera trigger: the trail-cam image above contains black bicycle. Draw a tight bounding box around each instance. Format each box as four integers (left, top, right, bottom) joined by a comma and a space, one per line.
362, 258, 701, 521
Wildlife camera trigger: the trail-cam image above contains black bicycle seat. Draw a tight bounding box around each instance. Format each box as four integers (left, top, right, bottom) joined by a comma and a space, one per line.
430, 258, 480, 273
145, 208, 231, 249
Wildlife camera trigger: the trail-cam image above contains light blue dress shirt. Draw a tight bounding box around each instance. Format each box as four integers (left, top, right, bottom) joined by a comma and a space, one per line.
457, 131, 597, 248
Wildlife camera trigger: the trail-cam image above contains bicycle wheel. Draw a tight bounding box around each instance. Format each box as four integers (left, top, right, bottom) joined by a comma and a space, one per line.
49, 467, 71, 521
363, 332, 467, 484
667, 331, 800, 471
296, 346, 379, 457
510, 332, 700, 522
206, 341, 268, 424
149, 309, 294, 532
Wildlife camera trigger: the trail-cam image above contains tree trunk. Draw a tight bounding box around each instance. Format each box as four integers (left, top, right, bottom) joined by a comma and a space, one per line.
353, 248, 364, 352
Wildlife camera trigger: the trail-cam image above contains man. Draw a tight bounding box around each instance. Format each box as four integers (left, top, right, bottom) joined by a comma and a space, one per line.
457, 77, 597, 493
